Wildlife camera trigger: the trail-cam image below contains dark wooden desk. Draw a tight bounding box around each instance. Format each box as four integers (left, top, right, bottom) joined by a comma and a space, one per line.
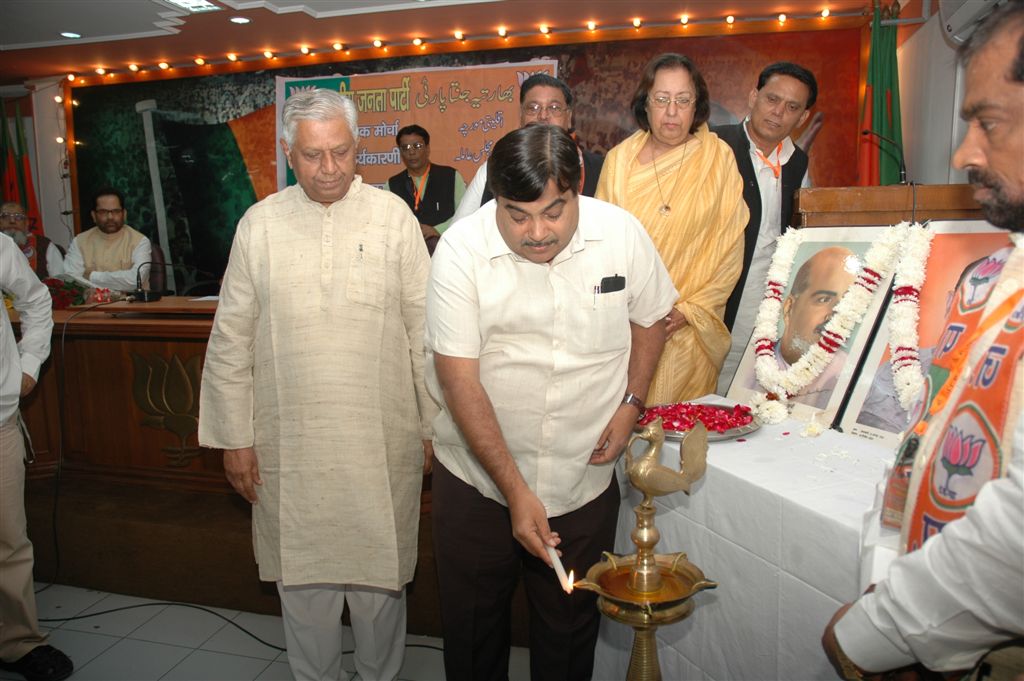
20, 297, 225, 489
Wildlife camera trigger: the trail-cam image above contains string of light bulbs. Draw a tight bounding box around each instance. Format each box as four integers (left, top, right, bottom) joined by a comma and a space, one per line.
61, 7, 845, 84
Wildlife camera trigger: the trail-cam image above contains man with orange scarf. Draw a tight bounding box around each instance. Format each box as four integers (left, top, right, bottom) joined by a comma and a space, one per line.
823, 4, 1024, 678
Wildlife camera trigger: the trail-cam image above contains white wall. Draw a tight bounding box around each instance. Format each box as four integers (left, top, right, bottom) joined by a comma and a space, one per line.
28, 77, 75, 248
898, 11, 968, 184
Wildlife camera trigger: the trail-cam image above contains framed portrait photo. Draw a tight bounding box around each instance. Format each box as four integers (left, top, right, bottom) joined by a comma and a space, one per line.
839, 220, 1013, 448
726, 226, 895, 425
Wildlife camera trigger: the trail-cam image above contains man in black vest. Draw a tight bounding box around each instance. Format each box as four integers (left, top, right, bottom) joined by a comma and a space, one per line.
388, 125, 466, 255
713, 62, 818, 394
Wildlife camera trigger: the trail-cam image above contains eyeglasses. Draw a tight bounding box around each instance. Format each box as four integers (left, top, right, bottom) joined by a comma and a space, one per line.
94, 208, 123, 217
0, 212, 27, 220
522, 102, 569, 117
648, 95, 695, 109
400, 142, 426, 151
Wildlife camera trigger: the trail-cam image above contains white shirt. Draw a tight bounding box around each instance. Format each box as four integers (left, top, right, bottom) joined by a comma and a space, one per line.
0, 234, 53, 423
835, 417, 1024, 672
718, 120, 800, 395
425, 196, 678, 516
63, 229, 152, 292
450, 164, 488, 225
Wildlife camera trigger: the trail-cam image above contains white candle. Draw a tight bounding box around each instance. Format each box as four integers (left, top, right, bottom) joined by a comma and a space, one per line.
545, 545, 572, 593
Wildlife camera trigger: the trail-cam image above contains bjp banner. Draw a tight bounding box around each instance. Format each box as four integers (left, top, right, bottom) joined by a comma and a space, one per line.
275, 60, 557, 190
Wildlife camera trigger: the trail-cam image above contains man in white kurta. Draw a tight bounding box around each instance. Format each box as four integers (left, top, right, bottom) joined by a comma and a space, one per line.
199, 89, 435, 681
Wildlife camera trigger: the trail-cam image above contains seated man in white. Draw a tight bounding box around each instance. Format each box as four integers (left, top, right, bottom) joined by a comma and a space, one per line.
64, 187, 151, 292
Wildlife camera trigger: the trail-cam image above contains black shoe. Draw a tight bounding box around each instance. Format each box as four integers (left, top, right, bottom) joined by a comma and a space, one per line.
0, 645, 73, 681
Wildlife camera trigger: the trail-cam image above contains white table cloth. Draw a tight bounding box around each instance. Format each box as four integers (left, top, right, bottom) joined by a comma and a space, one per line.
592, 414, 894, 680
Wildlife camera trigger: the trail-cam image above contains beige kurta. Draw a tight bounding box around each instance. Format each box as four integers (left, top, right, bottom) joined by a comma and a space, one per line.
198, 179, 436, 590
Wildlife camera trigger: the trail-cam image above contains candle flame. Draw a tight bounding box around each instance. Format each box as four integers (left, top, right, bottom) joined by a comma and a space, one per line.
566, 570, 574, 593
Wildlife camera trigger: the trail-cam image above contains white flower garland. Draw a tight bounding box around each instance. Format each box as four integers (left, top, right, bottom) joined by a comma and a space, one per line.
750, 224, 907, 423
886, 222, 933, 411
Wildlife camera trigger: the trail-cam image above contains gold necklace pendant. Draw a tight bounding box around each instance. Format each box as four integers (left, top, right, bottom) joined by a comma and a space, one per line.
659, 204, 671, 216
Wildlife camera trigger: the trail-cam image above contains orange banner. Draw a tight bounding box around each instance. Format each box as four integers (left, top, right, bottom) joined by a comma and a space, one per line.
275, 60, 557, 189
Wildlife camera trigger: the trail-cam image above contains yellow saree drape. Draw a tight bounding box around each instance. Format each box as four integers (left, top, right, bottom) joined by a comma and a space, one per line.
597, 124, 748, 404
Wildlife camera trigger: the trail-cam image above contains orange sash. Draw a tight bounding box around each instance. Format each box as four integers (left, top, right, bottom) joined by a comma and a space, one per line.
881, 245, 1024, 553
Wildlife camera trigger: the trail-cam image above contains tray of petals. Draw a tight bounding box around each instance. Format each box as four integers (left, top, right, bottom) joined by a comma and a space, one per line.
639, 402, 759, 442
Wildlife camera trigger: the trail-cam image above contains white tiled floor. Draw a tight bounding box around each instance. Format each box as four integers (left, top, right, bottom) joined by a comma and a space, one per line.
0, 584, 531, 681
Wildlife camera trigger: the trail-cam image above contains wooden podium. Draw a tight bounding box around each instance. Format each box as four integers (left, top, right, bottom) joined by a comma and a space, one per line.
794, 183, 983, 227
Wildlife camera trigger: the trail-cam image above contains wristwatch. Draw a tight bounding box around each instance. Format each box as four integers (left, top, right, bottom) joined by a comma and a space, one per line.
622, 392, 646, 413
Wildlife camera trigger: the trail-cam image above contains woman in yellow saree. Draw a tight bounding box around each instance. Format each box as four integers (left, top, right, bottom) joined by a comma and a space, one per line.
597, 53, 748, 404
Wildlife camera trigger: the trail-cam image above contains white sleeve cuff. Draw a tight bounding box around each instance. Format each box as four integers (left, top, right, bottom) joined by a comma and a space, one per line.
834, 597, 918, 673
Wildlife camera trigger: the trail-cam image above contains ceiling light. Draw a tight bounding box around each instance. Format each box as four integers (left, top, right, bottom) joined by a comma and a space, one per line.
229, 16, 250, 24
300, 45, 310, 54
67, 73, 76, 81
779, 13, 787, 24
158, 62, 170, 69
164, 0, 221, 12
586, 21, 596, 31
632, 18, 642, 28
95, 67, 106, 75
71, 99, 79, 106
128, 63, 140, 72
726, 15, 735, 24
681, 14, 689, 25
60, 31, 81, 39
263, 50, 274, 58
55, 136, 65, 144
227, 53, 238, 61
539, 24, 550, 34
54, 95, 63, 103
454, 30, 464, 40
497, 26, 507, 37
822, 8, 830, 17
412, 37, 422, 46
332, 41, 344, 50
373, 39, 383, 47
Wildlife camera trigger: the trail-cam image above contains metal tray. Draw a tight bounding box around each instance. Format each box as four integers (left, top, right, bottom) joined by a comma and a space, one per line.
663, 420, 761, 443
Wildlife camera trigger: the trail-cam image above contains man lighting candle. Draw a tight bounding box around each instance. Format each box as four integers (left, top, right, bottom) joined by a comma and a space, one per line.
426, 124, 677, 681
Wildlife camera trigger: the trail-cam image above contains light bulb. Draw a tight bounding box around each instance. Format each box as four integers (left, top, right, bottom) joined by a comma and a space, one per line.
54, 95, 63, 103
539, 24, 550, 34
158, 62, 170, 69
263, 50, 273, 58
66, 73, 75, 81
227, 53, 237, 61
778, 13, 787, 24
56, 136, 65, 144
194, 57, 205, 65
95, 67, 106, 75
726, 15, 735, 24
300, 46, 310, 54
822, 8, 830, 18
586, 21, 596, 31
498, 26, 507, 37
680, 14, 689, 25
332, 42, 343, 51
373, 39, 383, 48
412, 37, 422, 46
632, 18, 642, 28
128, 64, 139, 72
454, 30, 464, 40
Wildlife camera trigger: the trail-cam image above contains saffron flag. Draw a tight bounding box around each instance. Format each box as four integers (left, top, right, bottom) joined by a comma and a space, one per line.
14, 102, 42, 235
858, 5, 904, 185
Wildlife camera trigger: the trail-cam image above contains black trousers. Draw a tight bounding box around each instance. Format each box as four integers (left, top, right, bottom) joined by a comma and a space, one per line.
432, 460, 619, 681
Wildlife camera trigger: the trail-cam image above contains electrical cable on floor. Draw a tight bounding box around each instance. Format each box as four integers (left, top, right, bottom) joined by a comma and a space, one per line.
33, 299, 119, 595
37, 601, 445, 655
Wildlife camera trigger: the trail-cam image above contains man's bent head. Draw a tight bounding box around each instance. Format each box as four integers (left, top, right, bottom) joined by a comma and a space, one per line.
280, 89, 359, 206
488, 125, 581, 264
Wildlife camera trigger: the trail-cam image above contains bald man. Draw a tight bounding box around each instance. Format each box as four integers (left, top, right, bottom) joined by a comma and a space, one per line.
748, 246, 858, 409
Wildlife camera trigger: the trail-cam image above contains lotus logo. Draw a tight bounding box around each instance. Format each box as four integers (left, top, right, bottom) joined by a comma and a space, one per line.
131, 353, 203, 467
966, 257, 1003, 305
938, 425, 984, 499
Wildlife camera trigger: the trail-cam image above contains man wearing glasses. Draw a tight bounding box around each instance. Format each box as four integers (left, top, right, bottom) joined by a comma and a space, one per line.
451, 73, 604, 224
63, 187, 152, 292
713, 62, 819, 394
0, 202, 64, 279
387, 124, 466, 254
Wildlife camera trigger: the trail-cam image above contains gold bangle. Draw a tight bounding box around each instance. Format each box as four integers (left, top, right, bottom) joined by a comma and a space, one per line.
835, 645, 865, 681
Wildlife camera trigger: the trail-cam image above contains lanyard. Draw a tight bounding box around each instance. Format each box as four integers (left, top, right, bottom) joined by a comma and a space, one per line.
755, 142, 783, 179
913, 289, 1024, 436
411, 163, 431, 212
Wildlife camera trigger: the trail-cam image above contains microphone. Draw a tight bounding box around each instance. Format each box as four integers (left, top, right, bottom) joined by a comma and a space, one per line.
131, 261, 163, 303
861, 129, 908, 184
